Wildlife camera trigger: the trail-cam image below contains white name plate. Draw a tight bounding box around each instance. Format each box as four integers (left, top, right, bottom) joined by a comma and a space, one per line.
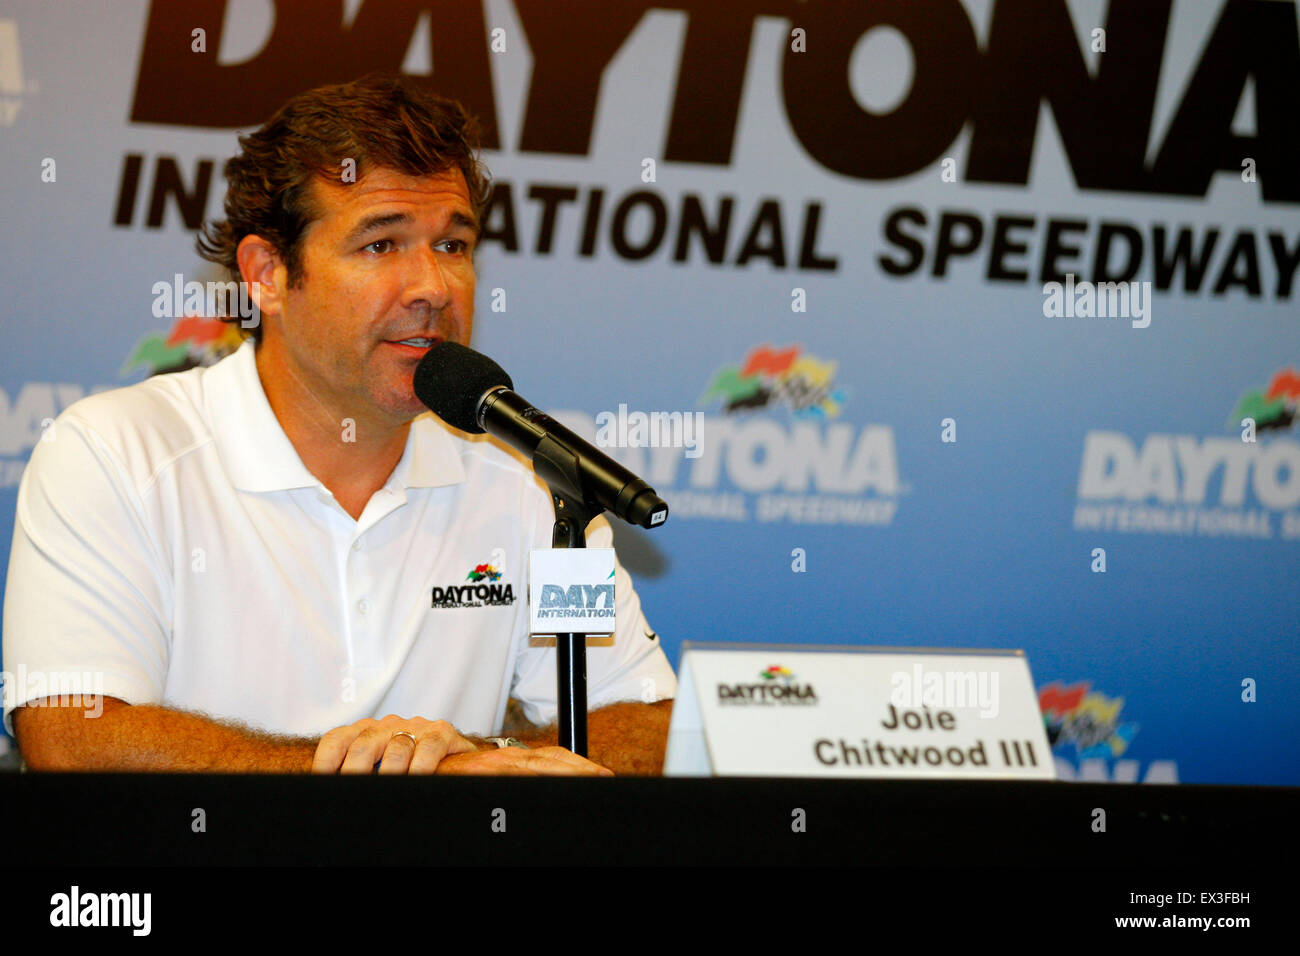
528, 548, 616, 635
664, 644, 1055, 779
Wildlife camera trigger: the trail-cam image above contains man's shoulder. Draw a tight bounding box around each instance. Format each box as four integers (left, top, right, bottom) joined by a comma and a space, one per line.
51, 366, 214, 481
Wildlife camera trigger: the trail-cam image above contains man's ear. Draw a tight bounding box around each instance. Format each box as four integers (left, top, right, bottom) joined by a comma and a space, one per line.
236, 235, 288, 318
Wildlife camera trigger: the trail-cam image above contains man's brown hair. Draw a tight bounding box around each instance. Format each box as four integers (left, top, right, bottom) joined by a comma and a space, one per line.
197, 72, 492, 342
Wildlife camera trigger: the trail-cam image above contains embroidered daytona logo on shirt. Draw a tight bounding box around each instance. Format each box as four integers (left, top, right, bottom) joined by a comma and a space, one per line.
431, 564, 516, 609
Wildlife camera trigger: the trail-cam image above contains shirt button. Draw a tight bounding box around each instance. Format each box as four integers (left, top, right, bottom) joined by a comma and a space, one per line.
352, 540, 362, 551
357, 599, 370, 615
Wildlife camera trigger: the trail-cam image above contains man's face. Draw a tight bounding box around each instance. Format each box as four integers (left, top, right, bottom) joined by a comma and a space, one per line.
271, 165, 477, 425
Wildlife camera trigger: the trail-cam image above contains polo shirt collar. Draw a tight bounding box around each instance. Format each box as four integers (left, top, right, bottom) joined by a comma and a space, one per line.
204, 339, 466, 493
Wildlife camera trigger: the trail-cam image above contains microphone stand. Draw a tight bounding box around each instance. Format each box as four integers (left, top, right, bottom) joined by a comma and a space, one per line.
531, 433, 601, 757
549, 491, 594, 757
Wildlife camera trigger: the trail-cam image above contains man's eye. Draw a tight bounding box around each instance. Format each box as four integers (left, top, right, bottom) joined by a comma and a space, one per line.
363, 239, 395, 254
439, 239, 470, 255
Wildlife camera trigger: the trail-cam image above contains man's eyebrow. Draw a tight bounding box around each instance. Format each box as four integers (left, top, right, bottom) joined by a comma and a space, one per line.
343, 211, 412, 246
342, 209, 480, 246
450, 211, 478, 234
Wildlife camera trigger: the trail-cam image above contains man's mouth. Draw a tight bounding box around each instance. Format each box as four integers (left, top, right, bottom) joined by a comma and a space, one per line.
386, 336, 440, 352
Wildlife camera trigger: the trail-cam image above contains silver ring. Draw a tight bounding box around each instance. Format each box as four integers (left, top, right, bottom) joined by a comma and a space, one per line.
390, 730, 419, 749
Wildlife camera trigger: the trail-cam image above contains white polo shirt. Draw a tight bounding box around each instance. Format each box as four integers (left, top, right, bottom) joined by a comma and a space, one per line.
2, 339, 676, 739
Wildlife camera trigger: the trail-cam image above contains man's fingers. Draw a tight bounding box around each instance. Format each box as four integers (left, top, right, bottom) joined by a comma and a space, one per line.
311, 723, 368, 774
313, 717, 478, 774
517, 755, 613, 777
408, 729, 455, 774
445, 729, 478, 756
340, 725, 395, 773
435, 746, 614, 776
376, 731, 420, 775
528, 747, 615, 776
408, 720, 476, 773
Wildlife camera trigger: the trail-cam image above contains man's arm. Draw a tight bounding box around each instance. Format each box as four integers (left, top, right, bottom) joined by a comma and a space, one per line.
15, 696, 614, 775
14, 696, 317, 772
486, 699, 674, 776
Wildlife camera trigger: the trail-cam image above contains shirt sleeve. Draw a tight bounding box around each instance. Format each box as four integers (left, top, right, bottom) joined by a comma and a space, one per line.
508, 512, 677, 729
2, 415, 171, 735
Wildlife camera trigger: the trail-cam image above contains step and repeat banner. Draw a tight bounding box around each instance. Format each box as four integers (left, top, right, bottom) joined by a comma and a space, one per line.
1, 0, 1297, 783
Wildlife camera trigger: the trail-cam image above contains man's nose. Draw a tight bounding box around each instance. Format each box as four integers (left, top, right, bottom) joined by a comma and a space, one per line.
401, 245, 453, 312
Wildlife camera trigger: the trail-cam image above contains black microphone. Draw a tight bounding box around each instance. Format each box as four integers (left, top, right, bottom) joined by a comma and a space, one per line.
413, 342, 669, 530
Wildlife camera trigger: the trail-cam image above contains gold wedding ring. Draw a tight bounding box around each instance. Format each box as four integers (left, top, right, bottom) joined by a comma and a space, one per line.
390, 730, 419, 749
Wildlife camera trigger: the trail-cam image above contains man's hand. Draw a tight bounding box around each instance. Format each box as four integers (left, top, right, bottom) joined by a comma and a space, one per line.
310, 714, 614, 775
434, 746, 614, 776
506, 699, 674, 776
311, 715, 479, 774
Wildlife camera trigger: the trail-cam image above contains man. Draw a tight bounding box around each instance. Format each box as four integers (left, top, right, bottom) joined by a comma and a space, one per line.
3, 73, 676, 775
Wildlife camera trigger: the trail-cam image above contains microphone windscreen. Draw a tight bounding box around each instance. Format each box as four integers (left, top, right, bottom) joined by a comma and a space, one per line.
413, 341, 514, 433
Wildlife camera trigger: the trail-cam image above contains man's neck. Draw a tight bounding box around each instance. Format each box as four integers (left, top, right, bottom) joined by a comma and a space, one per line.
253, 340, 410, 519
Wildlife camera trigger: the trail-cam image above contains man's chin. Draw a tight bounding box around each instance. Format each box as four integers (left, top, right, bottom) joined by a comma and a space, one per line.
368, 388, 428, 425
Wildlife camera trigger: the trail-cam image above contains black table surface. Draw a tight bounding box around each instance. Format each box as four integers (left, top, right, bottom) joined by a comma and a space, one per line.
4, 772, 1295, 867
